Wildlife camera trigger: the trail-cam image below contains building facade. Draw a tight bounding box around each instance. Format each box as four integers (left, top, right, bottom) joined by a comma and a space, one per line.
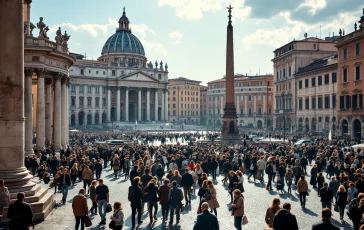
207, 75, 274, 129
167, 77, 201, 124
272, 37, 337, 131
295, 55, 338, 134
200, 85, 208, 125
336, 10, 364, 138
69, 8, 168, 126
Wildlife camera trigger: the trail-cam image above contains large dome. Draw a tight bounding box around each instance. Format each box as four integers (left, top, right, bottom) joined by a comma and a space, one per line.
101, 30, 145, 56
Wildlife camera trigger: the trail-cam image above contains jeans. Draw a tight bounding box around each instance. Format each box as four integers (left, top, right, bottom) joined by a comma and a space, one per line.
321, 200, 332, 210
234, 216, 242, 230
131, 204, 142, 225
83, 179, 91, 193
161, 203, 169, 219
258, 170, 264, 182
183, 186, 192, 203
75, 216, 85, 230
287, 181, 292, 194
299, 192, 307, 206
91, 201, 97, 214
61, 185, 68, 202
97, 199, 107, 220
266, 175, 273, 190
169, 205, 180, 223
248, 170, 256, 180
148, 202, 158, 220
96, 171, 101, 180
212, 169, 217, 180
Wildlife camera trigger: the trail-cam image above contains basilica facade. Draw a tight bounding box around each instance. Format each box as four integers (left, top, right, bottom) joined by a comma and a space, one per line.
69, 8, 169, 126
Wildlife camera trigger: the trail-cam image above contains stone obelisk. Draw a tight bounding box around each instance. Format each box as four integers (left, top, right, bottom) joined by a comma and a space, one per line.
221, 4, 239, 138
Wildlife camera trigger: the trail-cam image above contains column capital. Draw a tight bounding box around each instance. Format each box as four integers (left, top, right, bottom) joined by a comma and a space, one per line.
55, 72, 64, 80
24, 67, 34, 78
36, 68, 48, 78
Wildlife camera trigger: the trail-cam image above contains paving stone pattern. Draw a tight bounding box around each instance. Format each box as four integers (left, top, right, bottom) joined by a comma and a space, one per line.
32, 164, 353, 230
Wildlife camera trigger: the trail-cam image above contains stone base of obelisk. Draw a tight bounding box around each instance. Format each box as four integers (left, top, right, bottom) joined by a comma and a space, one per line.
0, 168, 55, 223
215, 103, 243, 144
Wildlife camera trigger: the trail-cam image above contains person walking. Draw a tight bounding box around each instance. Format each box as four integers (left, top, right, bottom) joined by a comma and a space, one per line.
145, 179, 159, 224
297, 175, 308, 208
112, 155, 120, 178
317, 172, 325, 196
230, 189, 244, 230
110, 201, 124, 230
348, 183, 359, 203
181, 168, 194, 205
285, 168, 293, 195
89, 180, 97, 215
329, 176, 339, 203
128, 176, 143, 228
207, 180, 220, 216
193, 202, 219, 230
265, 198, 281, 228
272, 203, 298, 230
265, 161, 274, 191
168, 180, 184, 226
158, 179, 171, 222
336, 185, 347, 222
257, 156, 266, 183
7, 192, 33, 230
59, 168, 71, 203
70, 163, 78, 186
311, 208, 340, 230
94, 160, 103, 180
72, 188, 88, 230
319, 182, 334, 210
170, 170, 182, 187
235, 170, 245, 193
228, 171, 239, 202
82, 165, 93, 194
310, 164, 318, 188
0, 179, 10, 216
95, 178, 109, 225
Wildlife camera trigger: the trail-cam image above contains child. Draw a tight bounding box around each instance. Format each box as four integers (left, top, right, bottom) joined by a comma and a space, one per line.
43, 172, 50, 184
285, 169, 293, 195
276, 175, 283, 193
89, 180, 97, 215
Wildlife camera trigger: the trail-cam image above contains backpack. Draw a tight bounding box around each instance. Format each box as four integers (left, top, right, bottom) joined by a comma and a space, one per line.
347, 198, 360, 219
128, 186, 135, 202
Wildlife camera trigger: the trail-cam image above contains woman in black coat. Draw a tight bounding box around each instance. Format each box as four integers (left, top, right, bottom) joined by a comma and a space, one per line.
228, 171, 239, 202
336, 185, 347, 221
145, 179, 159, 223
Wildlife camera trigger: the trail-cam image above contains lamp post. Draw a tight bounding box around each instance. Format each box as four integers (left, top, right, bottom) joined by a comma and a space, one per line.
283, 115, 286, 142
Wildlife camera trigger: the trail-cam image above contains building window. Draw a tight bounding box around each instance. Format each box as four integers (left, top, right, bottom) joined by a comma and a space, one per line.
80, 69, 84, 75
298, 80, 302, 89
88, 70, 91, 74
248, 95, 252, 101
112, 70, 116, 76
332, 72, 337, 83
340, 96, 344, 109
299, 99, 302, 110
311, 97, 316, 109
324, 74, 329, 84
318, 97, 323, 109
343, 48, 347, 59
79, 86, 84, 93
346, 95, 351, 108
314, 44, 316, 49
343, 68, 348, 83
248, 108, 252, 115
283, 69, 286, 77
318, 76, 322, 85
288, 66, 291, 76
87, 86, 91, 93
79, 97, 84, 106
103, 71, 106, 75
305, 79, 309, 88
102, 98, 106, 107
173, 97, 176, 101
87, 98, 91, 106
324, 96, 330, 108
95, 87, 99, 93
71, 96, 75, 106
356, 66, 361, 81
332, 95, 336, 108
352, 95, 358, 108
158, 74, 162, 80
96, 71, 99, 74
356, 43, 360, 56
276, 71, 279, 80
305, 98, 309, 110
96, 98, 99, 106
71, 85, 75, 92
258, 95, 261, 100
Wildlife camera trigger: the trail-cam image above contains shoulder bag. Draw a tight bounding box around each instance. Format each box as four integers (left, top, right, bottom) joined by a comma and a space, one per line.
85, 215, 92, 227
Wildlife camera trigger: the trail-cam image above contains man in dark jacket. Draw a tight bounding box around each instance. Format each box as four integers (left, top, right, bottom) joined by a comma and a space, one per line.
265, 161, 274, 190
193, 202, 219, 230
222, 159, 232, 185
168, 181, 184, 225
129, 176, 144, 228
312, 208, 340, 230
319, 182, 334, 210
158, 179, 171, 222
180, 168, 194, 205
7, 192, 33, 230
272, 203, 298, 230
211, 158, 219, 181
94, 160, 103, 180
129, 165, 139, 185
59, 168, 71, 203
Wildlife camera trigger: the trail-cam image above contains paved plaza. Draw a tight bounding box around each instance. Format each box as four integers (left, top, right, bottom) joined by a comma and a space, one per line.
28, 163, 352, 230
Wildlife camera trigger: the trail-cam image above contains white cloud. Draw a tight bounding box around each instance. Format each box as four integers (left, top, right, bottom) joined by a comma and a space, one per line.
296, 0, 327, 15
169, 31, 183, 44
49, 22, 109, 37
158, 0, 250, 21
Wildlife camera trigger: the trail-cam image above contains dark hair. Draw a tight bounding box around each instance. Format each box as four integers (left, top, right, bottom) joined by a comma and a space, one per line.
282, 203, 291, 210
133, 176, 140, 184
0, 179, 4, 184
98, 178, 103, 183
134, 165, 138, 170
145, 168, 150, 174
17, 192, 25, 201
164, 179, 170, 184
79, 188, 85, 194
322, 208, 332, 219
172, 181, 177, 186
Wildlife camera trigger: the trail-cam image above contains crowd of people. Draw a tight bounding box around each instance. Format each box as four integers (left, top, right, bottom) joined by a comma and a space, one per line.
1, 130, 364, 230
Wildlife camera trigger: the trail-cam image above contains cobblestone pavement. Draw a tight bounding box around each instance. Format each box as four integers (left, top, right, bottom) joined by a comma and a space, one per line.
31, 164, 353, 230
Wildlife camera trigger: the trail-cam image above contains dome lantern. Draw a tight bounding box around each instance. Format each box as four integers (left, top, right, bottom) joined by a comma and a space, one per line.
118, 7, 130, 32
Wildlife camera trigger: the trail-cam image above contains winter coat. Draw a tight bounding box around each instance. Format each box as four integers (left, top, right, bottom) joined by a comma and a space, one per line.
207, 187, 220, 209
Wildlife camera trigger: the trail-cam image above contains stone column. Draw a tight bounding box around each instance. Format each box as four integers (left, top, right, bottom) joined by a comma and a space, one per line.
61, 78, 67, 148
66, 82, 69, 144
164, 90, 168, 121
125, 88, 129, 121
138, 88, 142, 121
24, 68, 34, 155
107, 88, 111, 122
53, 73, 62, 151
155, 90, 158, 121
146, 89, 150, 121
84, 85, 87, 125
91, 86, 95, 124
236, 95, 240, 115
253, 95, 257, 113
161, 91, 165, 121
99, 86, 103, 124
36, 69, 46, 150
116, 87, 120, 121
220, 95, 224, 115
45, 79, 52, 145
0, 0, 29, 189
263, 95, 266, 114
75, 85, 79, 125
244, 95, 248, 115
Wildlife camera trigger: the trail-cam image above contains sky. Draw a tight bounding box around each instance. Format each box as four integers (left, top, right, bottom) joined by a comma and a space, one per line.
30, 0, 364, 85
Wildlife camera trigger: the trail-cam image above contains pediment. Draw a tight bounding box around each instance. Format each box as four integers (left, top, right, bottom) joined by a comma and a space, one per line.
353, 88, 362, 94
119, 71, 160, 83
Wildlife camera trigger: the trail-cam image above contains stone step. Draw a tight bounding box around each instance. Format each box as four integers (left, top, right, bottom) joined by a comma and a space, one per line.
9, 183, 40, 199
